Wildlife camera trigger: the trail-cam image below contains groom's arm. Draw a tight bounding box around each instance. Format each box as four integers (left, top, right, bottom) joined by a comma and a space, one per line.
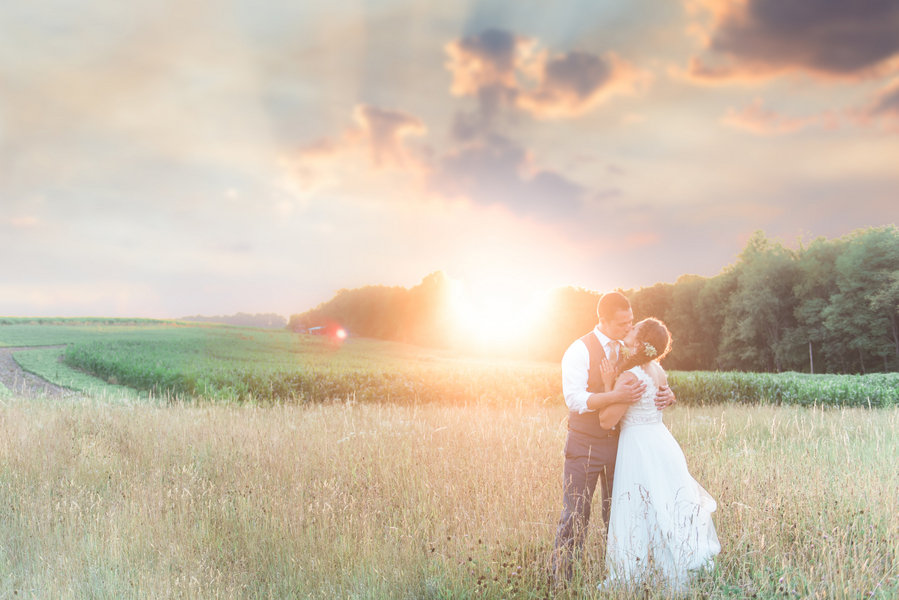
653, 366, 676, 410
561, 340, 595, 413
655, 385, 676, 410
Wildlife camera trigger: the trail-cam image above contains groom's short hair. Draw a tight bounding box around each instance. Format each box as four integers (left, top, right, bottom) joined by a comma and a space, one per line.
597, 291, 630, 321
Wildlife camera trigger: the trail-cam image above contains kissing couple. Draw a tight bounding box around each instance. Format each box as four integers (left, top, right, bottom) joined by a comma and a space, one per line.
551, 291, 720, 593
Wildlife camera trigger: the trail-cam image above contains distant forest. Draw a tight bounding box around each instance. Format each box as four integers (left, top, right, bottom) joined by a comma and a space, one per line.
181, 312, 287, 329
288, 226, 899, 374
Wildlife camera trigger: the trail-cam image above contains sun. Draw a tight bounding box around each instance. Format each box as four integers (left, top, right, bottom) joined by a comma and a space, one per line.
447, 277, 549, 350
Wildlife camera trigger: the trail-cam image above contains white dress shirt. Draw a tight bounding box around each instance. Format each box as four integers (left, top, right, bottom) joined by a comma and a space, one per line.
561, 326, 621, 414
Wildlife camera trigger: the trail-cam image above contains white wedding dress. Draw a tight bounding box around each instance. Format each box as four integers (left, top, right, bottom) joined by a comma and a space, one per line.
604, 364, 720, 593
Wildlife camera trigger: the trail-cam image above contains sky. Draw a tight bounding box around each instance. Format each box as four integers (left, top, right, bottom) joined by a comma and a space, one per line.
2, 0, 898, 320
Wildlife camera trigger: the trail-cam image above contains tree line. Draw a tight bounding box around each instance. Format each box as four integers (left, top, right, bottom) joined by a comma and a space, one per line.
288, 226, 899, 373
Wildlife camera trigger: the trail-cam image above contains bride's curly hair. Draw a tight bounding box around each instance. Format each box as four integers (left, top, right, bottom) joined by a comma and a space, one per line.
616, 317, 672, 374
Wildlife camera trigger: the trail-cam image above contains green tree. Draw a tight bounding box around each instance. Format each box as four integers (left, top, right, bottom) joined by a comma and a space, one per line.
404, 271, 456, 347
693, 267, 737, 370
720, 232, 799, 372
287, 285, 408, 339
285, 227, 898, 372
789, 236, 844, 372
663, 275, 716, 370
628, 282, 673, 324
823, 226, 899, 372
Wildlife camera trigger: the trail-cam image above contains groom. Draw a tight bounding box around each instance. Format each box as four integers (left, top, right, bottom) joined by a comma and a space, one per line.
550, 291, 676, 583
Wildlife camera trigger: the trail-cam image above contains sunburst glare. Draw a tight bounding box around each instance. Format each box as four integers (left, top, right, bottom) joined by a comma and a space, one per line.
447, 276, 549, 351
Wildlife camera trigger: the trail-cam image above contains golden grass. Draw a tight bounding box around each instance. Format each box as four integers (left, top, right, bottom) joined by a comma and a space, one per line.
0, 398, 896, 599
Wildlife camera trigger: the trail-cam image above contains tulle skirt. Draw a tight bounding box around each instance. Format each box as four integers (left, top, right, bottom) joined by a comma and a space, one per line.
605, 421, 720, 593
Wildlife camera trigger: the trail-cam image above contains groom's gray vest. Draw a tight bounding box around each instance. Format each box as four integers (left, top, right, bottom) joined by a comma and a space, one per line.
567, 331, 619, 440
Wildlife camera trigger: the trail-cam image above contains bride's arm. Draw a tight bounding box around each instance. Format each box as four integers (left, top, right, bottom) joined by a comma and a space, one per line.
586, 372, 645, 412
598, 372, 638, 429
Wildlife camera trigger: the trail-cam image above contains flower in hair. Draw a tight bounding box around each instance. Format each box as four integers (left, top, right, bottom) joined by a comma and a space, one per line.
642, 342, 658, 358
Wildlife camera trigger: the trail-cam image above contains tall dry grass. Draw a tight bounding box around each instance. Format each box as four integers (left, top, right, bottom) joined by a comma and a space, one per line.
0, 397, 896, 599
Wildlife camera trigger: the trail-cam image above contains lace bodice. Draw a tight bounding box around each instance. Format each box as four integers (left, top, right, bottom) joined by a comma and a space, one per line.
620, 365, 663, 427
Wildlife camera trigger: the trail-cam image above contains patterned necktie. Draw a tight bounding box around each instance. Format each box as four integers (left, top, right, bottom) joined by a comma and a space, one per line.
608, 340, 619, 363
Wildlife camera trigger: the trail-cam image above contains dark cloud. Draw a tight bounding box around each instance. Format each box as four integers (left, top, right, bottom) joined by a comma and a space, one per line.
446, 28, 642, 130
455, 28, 521, 76
689, 0, 899, 80
450, 111, 485, 142
518, 51, 638, 118
449, 85, 520, 142
429, 134, 585, 220
437, 30, 627, 219
445, 29, 527, 137
544, 52, 613, 98
445, 29, 524, 102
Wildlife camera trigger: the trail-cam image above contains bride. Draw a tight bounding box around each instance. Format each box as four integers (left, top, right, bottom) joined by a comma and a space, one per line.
597, 317, 720, 593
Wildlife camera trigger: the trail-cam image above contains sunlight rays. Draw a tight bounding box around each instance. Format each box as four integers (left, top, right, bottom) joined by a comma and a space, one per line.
447, 276, 549, 350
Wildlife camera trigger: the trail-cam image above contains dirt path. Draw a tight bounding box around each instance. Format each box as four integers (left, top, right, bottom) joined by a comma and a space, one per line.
0, 345, 78, 399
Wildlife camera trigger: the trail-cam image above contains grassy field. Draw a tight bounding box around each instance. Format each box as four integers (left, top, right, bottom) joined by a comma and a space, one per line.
1, 321, 897, 597
1, 396, 896, 599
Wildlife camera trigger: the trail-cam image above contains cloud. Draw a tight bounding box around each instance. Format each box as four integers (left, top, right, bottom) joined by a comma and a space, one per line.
687, 0, 899, 81
293, 31, 631, 223
722, 83, 899, 134
517, 51, 645, 119
722, 98, 835, 134
445, 28, 531, 136
429, 134, 585, 219
289, 101, 592, 223
847, 78, 899, 131
866, 78, 899, 118
351, 104, 427, 168
445, 28, 644, 126
289, 104, 427, 191
446, 28, 529, 99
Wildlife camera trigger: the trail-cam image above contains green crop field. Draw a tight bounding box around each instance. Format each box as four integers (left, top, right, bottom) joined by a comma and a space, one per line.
667, 370, 899, 408
3, 320, 560, 406
2, 320, 896, 407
